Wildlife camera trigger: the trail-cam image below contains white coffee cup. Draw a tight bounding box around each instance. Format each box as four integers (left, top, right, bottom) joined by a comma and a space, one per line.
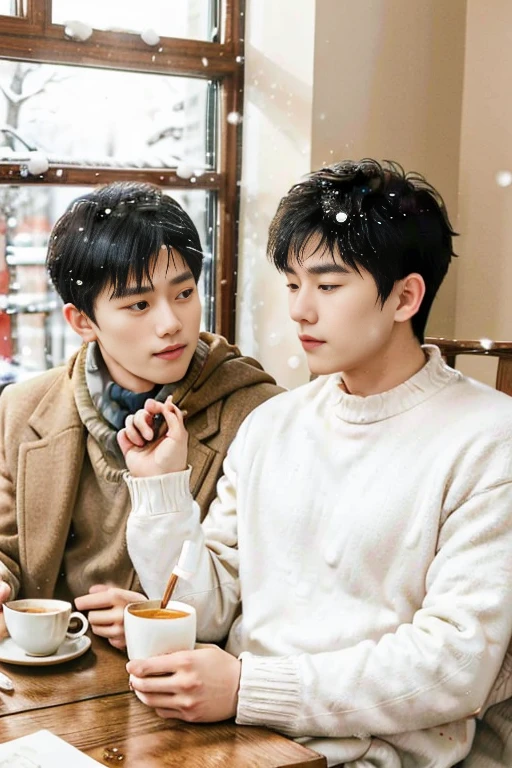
124, 599, 196, 660
4, 598, 89, 656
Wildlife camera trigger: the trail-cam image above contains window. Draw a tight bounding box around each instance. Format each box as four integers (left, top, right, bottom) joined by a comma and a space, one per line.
0, 0, 243, 382
0, 1, 27, 18
51, 0, 214, 42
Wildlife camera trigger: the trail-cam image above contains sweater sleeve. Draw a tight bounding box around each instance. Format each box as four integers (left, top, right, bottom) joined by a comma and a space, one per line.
236, 481, 512, 739
125, 452, 241, 643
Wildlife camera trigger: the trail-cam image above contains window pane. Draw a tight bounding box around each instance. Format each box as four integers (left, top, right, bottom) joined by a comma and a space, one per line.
0, 61, 214, 170
0, 0, 26, 17
0, 185, 214, 382
52, 0, 217, 42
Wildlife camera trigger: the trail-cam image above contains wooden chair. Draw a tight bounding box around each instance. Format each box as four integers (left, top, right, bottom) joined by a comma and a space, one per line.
425, 337, 512, 396
426, 337, 512, 768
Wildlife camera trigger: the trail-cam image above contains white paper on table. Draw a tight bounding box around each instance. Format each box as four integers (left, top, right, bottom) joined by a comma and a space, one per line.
0, 730, 102, 767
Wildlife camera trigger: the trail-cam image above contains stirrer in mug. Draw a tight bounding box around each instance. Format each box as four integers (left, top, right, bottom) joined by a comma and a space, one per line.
160, 540, 198, 609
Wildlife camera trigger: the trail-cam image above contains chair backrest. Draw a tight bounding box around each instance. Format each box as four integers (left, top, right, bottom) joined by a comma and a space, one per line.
425, 337, 512, 396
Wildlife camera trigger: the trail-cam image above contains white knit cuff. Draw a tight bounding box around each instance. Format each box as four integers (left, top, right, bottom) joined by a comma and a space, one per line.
124, 467, 193, 517
236, 653, 302, 735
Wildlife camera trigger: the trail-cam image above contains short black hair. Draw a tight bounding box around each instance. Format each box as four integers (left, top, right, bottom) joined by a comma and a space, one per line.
47, 181, 203, 322
267, 159, 457, 342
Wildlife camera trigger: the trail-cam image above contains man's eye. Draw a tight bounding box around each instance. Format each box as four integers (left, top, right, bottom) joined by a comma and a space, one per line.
286, 283, 299, 291
177, 288, 194, 299
319, 285, 339, 292
129, 301, 149, 311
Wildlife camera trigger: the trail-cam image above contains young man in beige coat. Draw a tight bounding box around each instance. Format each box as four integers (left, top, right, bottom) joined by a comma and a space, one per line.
0, 181, 281, 647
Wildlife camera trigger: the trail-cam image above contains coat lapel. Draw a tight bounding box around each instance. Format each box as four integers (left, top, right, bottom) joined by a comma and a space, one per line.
188, 433, 215, 499
18, 373, 85, 597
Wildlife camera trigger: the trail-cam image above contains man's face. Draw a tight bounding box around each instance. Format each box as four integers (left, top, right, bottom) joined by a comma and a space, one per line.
285, 243, 402, 377
86, 247, 202, 392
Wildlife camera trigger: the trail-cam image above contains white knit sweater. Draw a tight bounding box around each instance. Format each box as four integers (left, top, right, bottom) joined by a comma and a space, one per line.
126, 347, 512, 768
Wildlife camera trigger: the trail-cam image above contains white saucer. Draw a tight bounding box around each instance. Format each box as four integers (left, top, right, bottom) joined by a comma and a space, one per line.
0, 635, 91, 666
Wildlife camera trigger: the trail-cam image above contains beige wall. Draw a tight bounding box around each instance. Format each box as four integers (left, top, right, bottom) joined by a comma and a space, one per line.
311, 0, 467, 341
236, 0, 315, 389
455, 0, 512, 383
238, 0, 467, 388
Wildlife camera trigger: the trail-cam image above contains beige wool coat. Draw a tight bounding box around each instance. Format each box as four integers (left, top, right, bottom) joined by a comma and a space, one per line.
0, 333, 283, 599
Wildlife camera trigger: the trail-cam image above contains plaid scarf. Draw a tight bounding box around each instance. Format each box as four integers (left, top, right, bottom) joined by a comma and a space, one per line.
85, 343, 164, 431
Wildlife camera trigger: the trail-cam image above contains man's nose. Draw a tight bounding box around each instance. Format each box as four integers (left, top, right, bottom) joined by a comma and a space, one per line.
289, 289, 317, 324
155, 303, 182, 337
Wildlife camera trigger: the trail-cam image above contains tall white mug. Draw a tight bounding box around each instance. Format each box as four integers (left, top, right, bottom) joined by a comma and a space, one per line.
124, 599, 196, 660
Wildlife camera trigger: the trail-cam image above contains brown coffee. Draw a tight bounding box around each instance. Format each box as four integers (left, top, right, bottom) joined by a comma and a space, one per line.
15, 607, 52, 614
129, 608, 190, 620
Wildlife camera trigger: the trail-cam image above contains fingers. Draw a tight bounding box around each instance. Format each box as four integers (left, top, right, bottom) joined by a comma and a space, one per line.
0, 612, 7, 640
129, 672, 182, 695
140, 398, 164, 416
86, 605, 127, 647
87, 583, 109, 594
127, 650, 192, 678
130, 407, 158, 444
161, 400, 188, 439
88, 606, 124, 627
109, 636, 127, 651
117, 427, 134, 457
90, 619, 127, 649
75, 586, 146, 611
134, 690, 182, 708
155, 707, 183, 720
133, 689, 201, 723
128, 647, 240, 723
74, 591, 108, 611
76, 587, 144, 649
122, 414, 148, 446
0, 580, 11, 605
91, 619, 125, 638
122, 398, 187, 448
133, 689, 179, 710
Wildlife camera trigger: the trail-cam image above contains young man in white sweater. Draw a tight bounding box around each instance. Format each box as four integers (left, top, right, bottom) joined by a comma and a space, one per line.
118, 160, 512, 768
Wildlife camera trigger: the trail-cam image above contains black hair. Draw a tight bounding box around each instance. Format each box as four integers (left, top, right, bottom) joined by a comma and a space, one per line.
267, 158, 457, 342
47, 181, 203, 322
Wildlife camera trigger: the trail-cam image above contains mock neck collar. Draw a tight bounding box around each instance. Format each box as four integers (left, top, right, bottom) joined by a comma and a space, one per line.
326, 345, 460, 424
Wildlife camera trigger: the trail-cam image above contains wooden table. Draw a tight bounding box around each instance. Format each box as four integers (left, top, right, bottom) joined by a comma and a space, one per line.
0, 635, 327, 767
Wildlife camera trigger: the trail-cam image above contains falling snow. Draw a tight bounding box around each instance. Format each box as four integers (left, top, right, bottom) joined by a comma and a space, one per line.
496, 170, 512, 188
287, 356, 301, 370
227, 112, 243, 125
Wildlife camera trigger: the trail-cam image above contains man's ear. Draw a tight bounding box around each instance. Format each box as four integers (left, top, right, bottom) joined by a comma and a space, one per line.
62, 303, 98, 343
394, 273, 426, 324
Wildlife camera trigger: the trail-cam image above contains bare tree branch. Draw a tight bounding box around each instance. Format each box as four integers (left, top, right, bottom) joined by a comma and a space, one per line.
0, 72, 59, 106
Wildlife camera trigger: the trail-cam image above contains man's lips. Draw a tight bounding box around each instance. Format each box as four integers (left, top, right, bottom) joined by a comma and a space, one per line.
299, 335, 325, 350
153, 344, 187, 360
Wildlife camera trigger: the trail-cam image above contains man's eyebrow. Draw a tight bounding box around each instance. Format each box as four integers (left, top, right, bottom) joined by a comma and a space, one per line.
168, 269, 195, 286
283, 263, 351, 276
113, 284, 152, 299
113, 270, 195, 299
